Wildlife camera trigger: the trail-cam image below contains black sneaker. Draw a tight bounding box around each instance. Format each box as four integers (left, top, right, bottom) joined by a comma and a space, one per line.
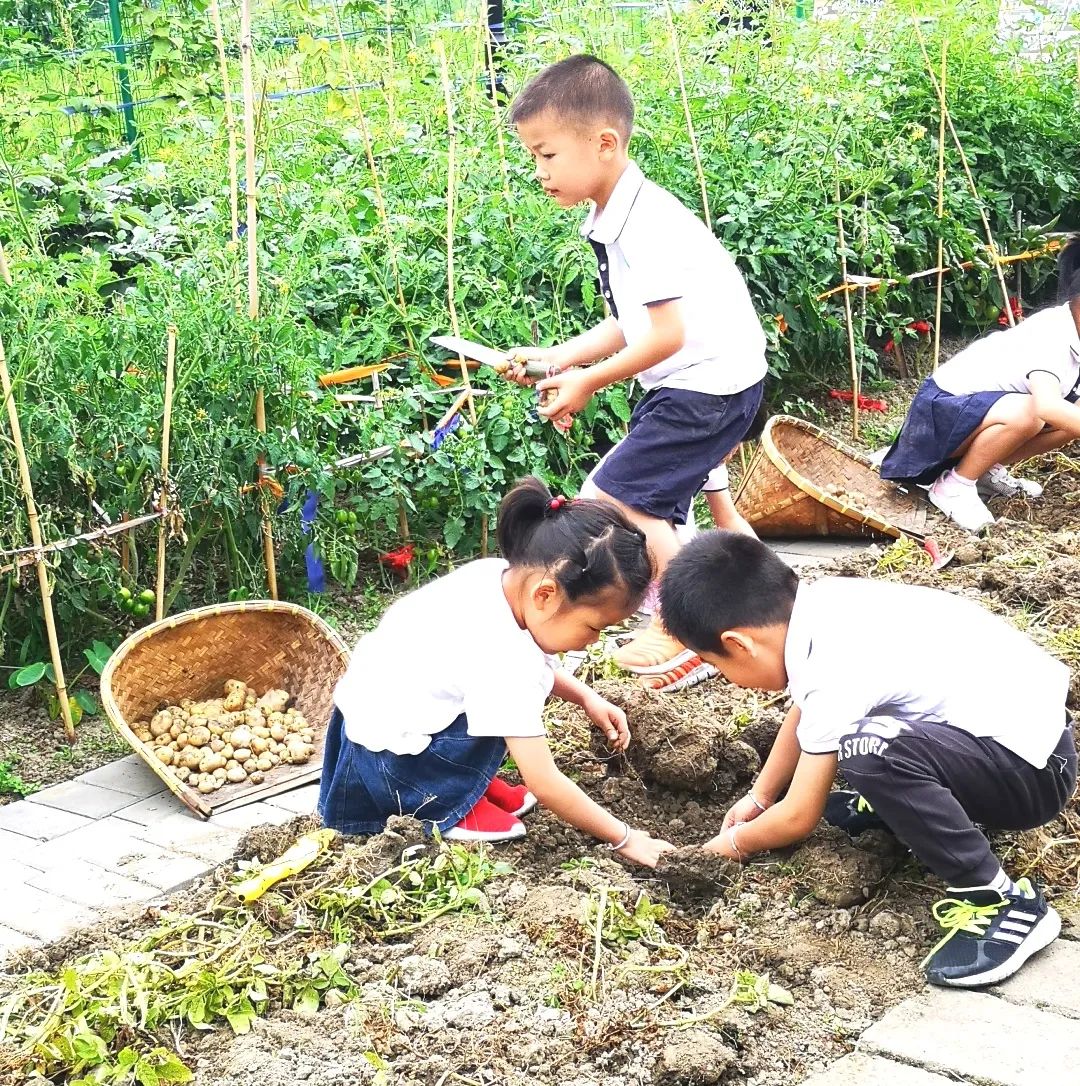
922, 878, 1060, 988
825, 790, 888, 836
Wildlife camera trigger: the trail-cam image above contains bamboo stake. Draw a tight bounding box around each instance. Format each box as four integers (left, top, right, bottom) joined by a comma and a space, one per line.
665, 3, 710, 229
0, 331, 76, 739
155, 326, 176, 622
385, 0, 395, 132
240, 0, 278, 599
329, 0, 412, 351
435, 39, 477, 424
913, 26, 1014, 326
483, 16, 514, 230
834, 176, 860, 440
208, 0, 240, 243
932, 38, 948, 371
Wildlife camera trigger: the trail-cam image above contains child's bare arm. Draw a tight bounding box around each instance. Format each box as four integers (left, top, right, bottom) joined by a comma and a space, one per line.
505, 317, 626, 384
1027, 372, 1080, 436
506, 735, 671, 866
720, 705, 803, 830
535, 300, 685, 421
551, 670, 629, 750
706, 750, 837, 860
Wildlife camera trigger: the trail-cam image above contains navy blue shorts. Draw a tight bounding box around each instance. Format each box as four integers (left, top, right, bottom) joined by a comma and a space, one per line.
880, 378, 1009, 486
317, 708, 507, 836
593, 381, 764, 524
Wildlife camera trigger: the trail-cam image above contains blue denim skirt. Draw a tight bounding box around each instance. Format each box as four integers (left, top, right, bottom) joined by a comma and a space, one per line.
317, 708, 507, 835
880, 378, 1008, 486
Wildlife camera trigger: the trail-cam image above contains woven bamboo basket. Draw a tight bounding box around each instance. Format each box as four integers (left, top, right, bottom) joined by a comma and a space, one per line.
734, 415, 927, 540
101, 601, 350, 819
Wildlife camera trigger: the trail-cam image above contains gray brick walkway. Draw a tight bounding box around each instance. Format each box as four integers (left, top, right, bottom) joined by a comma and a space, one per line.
0, 753, 317, 956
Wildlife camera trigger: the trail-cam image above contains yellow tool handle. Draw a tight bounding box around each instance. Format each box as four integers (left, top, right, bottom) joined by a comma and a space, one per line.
233, 828, 337, 903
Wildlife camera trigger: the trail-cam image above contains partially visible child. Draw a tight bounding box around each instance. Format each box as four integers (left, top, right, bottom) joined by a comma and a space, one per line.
880, 236, 1080, 531
661, 531, 1076, 987
319, 477, 673, 867
505, 55, 766, 678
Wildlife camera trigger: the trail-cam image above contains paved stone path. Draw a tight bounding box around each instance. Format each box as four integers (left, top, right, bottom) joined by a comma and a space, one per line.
22, 537, 1074, 1084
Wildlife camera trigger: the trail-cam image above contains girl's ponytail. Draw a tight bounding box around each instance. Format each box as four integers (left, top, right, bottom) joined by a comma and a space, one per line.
496, 476, 553, 563
1058, 235, 1080, 304
496, 476, 653, 610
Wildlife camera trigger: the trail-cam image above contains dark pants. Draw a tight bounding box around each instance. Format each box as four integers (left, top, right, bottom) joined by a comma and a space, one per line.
838, 717, 1077, 887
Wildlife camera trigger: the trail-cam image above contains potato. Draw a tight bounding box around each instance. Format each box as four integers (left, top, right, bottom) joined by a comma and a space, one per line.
225, 759, 239, 771
257, 689, 290, 714
210, 737, 225, 753
223, 679, 247, 712
244, 695, 256, 709
200, 751, 226, 774
226, 765, 247, 784
169, 722, 183, 740
250, 736, 269, 755
249, 771, 264, 784
175, 733, 189, 749
243, 757, 258, 773
135, 729, 153, 743
269, 724, 286, 743
197, 776, 217, 794
229, 725, 253, 750
188, 726, 212, 748
155, 747, 174, 766
149, 712, 172, 738
233, 747, 251, 763
179, 748, 202, 770
175, 767, 191, 782
221, 745, 235, 761
256, 752, 275, 772
213, 767, 227, 781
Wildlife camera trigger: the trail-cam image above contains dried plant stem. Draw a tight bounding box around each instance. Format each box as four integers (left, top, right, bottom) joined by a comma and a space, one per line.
0, 238, 10, 286
835, 176, 860, 439
240, 0, 278, 599
329, 0, 412, 350
933, 39, 948, 370
483, 20, 514, 230
385, 0, 395, 131
435, 39, 477, 423
914, 26, 1013, 325
0, 328, 75, 739
155, 326, 177, 621
208, 0, 240, 243
665, 3, 710, 229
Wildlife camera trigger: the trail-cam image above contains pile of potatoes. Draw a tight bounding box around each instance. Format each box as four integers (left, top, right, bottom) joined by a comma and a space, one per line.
132, 680, 316, 795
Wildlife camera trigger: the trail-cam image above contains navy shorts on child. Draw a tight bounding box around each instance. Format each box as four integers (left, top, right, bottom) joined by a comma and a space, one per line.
580, 160, 767, 522
881, 303, 1080, 486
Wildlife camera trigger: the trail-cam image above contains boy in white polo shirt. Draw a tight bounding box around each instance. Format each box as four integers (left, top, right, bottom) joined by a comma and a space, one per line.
507, 55, 767, 678
661, 531, 1077, 988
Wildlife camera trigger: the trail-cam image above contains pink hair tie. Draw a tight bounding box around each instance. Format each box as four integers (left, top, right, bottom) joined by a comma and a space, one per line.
549, 496, 566, 511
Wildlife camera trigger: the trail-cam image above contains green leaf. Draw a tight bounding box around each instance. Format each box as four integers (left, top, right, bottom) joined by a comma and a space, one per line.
12, 662, 46, 687
73, 689, 99, 716
293, 986, 320, 1015
767, 982, 795, 1006
226, 1005, 256, 1034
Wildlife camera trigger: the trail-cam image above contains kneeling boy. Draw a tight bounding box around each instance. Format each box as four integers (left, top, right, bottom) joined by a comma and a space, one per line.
660, 531, 1077, 988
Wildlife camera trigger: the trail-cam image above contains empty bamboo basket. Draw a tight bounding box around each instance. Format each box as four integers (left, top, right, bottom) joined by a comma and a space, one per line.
734, 416, 927, 540
101, 601, 350, 819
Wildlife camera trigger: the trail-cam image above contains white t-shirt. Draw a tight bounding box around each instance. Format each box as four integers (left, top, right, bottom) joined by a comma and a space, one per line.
335, 559, 556, 756
785, 577, 1069, 769
579, 161, 767, 397
933, 304, 1080, 399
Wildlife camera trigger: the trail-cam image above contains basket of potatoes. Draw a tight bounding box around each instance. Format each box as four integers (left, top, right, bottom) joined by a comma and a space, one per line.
101, 601, 350, 818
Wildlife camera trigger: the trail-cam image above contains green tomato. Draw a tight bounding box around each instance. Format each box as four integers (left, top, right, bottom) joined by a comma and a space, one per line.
426, 547, 439, 564
116, 462, 128, 478
118, 586, 132, 601
335, 509, 349, 525
134, 601, 150, 617
138, 589, 156, 605
425, 497, 440, 510
120, 597, 135, 614
347, 510, 358, 524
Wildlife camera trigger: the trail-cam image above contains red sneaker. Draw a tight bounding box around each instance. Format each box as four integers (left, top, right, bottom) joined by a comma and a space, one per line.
444, 796, 526, 842
485, 775, 538, 818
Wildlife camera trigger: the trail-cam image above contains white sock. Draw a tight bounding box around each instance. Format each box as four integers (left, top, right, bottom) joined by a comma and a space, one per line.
951, 868, 1024, 898
942, 468, 977, 492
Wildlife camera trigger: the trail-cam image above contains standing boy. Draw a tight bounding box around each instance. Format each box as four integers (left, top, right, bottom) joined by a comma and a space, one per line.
507, 55, 767, 680
660, 531, 1077, 987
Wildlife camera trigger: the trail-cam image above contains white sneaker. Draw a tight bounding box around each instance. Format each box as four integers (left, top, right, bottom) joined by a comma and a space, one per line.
928, 473, 995, 532
979, 464, 1044, 499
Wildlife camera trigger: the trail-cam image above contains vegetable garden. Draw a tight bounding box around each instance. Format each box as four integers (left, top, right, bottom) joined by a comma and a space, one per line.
1, 0, 1079, 709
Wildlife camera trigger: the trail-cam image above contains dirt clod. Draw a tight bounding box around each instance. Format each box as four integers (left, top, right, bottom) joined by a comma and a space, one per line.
658, 1029, 738, 1083
657, 845, 740, 894
793, 825, 900, 907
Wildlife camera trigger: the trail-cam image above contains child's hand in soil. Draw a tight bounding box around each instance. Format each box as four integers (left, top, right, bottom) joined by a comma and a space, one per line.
619, 829, 676, 867
702, 829, 741, 862
721, 792, 767, 831
583, 693, 630, 752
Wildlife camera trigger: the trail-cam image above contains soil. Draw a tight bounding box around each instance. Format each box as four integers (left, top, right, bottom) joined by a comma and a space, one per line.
0, 684, 129, 804
6, 410, 1080, 1085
